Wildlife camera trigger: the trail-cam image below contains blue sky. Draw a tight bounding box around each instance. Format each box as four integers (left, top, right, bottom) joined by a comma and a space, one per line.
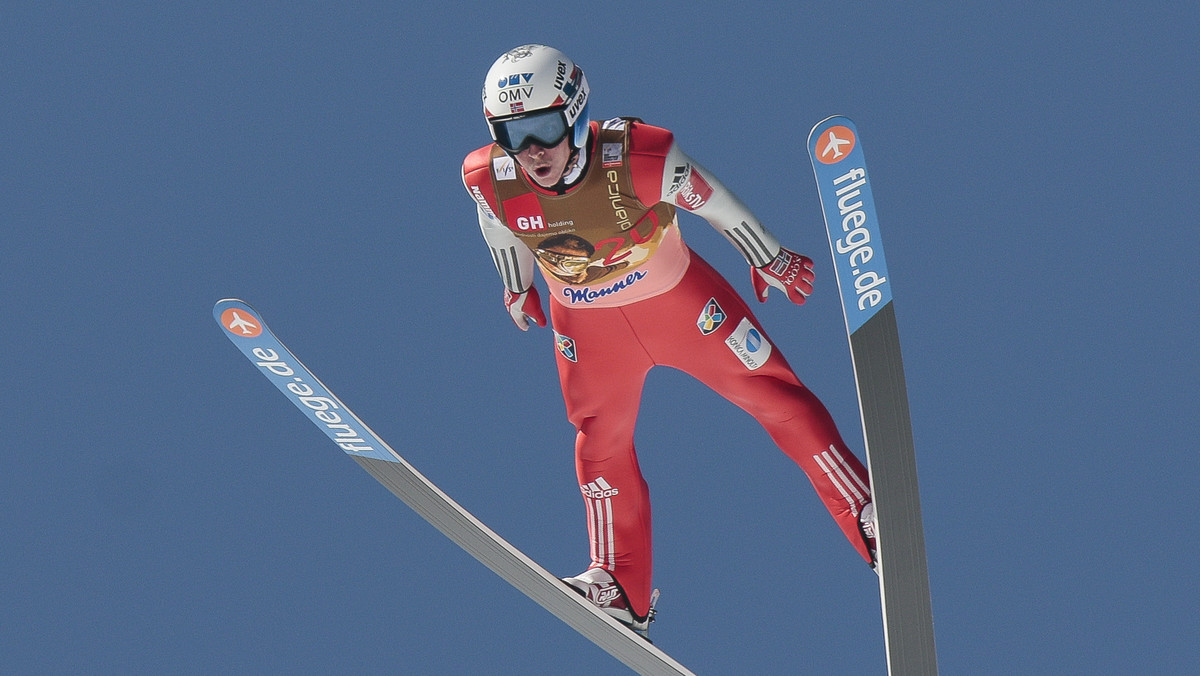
4, 2, 1197, 674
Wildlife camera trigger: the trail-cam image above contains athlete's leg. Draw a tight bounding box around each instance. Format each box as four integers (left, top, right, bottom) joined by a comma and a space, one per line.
549, 300, 657, 617
627, 253, 875, 563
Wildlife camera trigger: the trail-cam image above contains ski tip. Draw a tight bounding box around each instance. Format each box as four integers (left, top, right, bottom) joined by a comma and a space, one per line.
807, 116, 868, 173
807, 114, 854, 143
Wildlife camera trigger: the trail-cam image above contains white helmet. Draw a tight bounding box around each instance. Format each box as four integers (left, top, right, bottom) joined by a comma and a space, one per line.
482, 44, 590, 153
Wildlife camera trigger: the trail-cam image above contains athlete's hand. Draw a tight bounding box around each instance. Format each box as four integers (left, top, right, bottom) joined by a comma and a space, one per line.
751, 246, 815, 305
504, 286, 547, 331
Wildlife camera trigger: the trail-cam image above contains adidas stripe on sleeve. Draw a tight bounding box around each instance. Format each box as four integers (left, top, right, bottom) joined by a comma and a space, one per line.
477, 207, 537, 294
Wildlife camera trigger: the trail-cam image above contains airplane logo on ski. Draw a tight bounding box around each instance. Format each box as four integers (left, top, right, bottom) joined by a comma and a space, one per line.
816, 125, 856, 164
221, 308, 262, 338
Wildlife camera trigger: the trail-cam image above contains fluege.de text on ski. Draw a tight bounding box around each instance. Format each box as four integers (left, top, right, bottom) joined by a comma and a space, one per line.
251, 346, 376, 454
832, 167, 888, 312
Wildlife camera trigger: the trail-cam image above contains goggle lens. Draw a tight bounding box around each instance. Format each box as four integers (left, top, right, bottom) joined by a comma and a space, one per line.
492, 108, 570, 153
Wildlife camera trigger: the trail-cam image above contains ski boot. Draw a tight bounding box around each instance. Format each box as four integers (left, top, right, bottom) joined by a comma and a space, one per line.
859, 501, 879, 572
562, 568, 658, 639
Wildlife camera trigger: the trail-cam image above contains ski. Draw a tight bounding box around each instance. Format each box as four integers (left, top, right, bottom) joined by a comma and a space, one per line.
213, 299, 694, 676
807, 116, 938, 675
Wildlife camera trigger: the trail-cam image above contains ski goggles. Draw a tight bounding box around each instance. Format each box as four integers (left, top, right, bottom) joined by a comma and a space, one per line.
491, 107, 572, 154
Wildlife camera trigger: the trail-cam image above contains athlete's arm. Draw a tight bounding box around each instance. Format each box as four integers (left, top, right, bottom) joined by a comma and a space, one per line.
664, 149, 815, 304
659, 142, 781, 267
462, 151, 539, 295
475, 205, 538, 294
626, 123, 812, 305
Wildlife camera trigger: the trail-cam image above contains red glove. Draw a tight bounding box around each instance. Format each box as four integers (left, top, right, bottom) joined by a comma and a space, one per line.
504, 286, 547, 331
751, 246, 815, 305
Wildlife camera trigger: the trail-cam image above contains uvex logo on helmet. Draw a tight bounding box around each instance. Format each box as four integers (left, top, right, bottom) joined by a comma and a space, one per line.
559, 64, 588, 124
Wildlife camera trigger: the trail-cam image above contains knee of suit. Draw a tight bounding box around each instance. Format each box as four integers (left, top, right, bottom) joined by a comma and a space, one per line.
574, 413, 637, 442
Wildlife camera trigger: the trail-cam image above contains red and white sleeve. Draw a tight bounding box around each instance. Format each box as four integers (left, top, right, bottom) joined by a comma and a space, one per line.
658, 139, 782, 268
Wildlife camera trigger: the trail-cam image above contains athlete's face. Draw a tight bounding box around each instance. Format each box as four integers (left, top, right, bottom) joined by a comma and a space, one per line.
513, 137, 572, 188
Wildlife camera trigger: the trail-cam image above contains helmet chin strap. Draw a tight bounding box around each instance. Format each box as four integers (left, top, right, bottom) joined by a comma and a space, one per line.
560, 141, 588, 187
536, 133, 590, 194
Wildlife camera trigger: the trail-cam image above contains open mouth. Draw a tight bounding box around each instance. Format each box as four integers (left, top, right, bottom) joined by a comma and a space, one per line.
531, 164, 555, 180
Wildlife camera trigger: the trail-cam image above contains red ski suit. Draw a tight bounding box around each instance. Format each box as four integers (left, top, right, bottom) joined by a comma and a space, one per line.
463, 118, 873, 619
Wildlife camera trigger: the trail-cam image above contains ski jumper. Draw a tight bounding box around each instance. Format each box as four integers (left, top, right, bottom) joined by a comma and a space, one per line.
462, 118, 873, 619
